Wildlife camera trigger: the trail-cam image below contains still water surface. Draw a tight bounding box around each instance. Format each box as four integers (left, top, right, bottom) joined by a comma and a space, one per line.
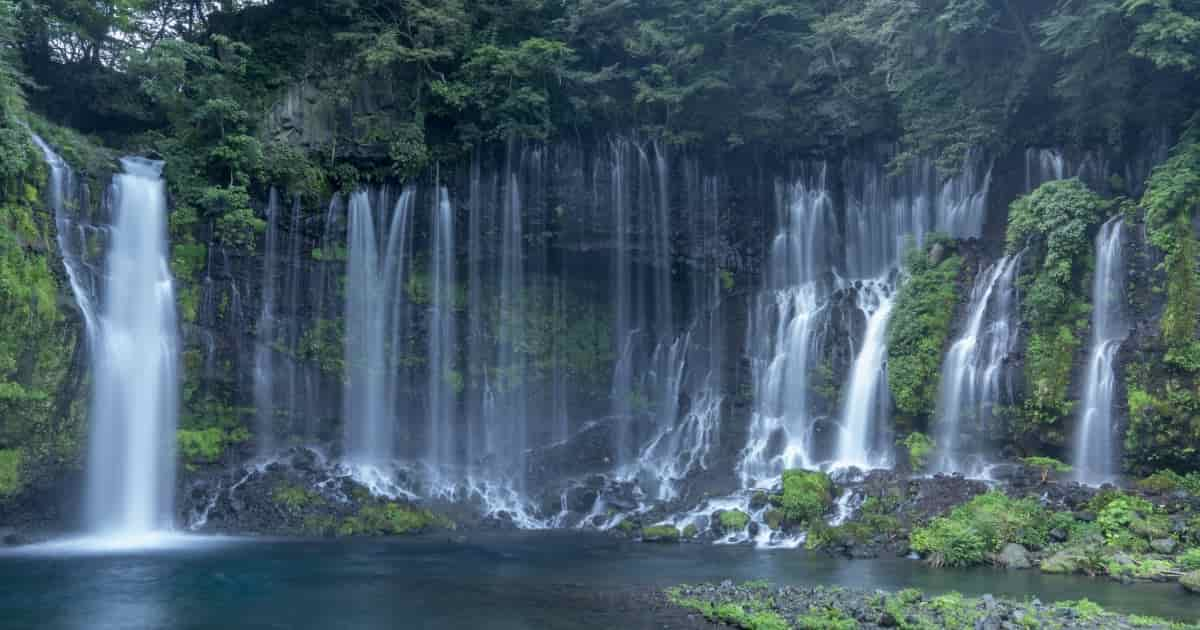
0, 531, 1195, 629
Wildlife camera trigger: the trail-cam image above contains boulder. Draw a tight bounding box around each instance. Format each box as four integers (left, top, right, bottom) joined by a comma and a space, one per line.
998, 543, 1033, 570
1182, 571, 1200, 594
1150, 538, 1178, 554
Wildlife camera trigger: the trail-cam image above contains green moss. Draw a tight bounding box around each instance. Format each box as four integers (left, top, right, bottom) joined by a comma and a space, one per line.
1137, 469, 1200, 494
775, 469, 833, 525
338, 502, 447, 536
297, 318, 345, 377
666, 589, 789, 630
0, 448, 22, 497
177, 427, 249, 466
719, 510, 750, 532
1179, 548, 1200, 571
642, 525, 681, 542
272, 484, 321, 511
796, 606, 857, 630
616, 519, 638, 535
901, 432, 934, 471
682, 524, 698, 539
888, 247, 963, 421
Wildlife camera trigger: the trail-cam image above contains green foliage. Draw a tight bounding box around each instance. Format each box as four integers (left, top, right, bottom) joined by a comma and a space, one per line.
901, 432, 935, 472
776, 470, 833, 525
1022, 456, 1072, 481
910, 492, 1053, 567
0, 448, 22, 497
177, 427, 249, 466
298, 319, 345, 377
272, 484, 320, 512
1096, 494, 1157, 547
1124, 364, 1200, 473
338, 501, 446, 536
1179, 548, 1200, 571
211, 192, 266, 251
1063, 599, 1104, 622
1138, 469, 1200, 495
797, 607, 857, 630
0, 177, 83, 482
888, 247, 962, 421
667, 588, 789, 630
911, 514, 988, 568
1008, 179, 1108, 327
642, 525, 681, 542
718, 510, 750, 533
1007, 180, 1108, 444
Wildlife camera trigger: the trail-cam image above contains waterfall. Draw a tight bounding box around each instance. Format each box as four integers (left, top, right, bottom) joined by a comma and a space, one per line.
740, 172, 833, 486
32, 136, 97, 334
607, 138, 676, 470
933, 255, 1022, 475
84, 156, 180, 537
253, 188, 280, 455
628, 163, 723, 500
482, 166, 530, 487
1025, 149, 1065, 192
1074, 217, 1127, 484
833, 282, 896, 470
343, 189, 414, 463
427, 187, 457, 475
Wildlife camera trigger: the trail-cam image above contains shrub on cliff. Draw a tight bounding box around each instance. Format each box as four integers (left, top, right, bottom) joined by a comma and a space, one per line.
774, 470, 833, 525
888, 243, 962, 424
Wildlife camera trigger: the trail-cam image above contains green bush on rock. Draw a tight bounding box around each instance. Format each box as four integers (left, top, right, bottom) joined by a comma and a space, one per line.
775, 470, 833, 525
910, 492, 1052, 567
719, 510, 750, 533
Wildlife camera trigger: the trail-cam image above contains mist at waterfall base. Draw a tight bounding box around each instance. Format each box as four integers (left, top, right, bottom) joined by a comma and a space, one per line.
2, 533, 1195, 630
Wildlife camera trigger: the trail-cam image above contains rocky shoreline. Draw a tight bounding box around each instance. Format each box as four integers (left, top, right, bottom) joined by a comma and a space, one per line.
661, 581, 1198, 629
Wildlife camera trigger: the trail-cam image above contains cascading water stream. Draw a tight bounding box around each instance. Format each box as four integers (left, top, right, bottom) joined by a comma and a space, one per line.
740, 173, 833, 486
933, 255, 1021, 476
427, 187, 457, 475
344, 189, 413, 464
84, 156, 180, 539
1074, 217, 1127, 485
833, 282, 895, 470
33, 136, 97, 333
253, 188, 280, 455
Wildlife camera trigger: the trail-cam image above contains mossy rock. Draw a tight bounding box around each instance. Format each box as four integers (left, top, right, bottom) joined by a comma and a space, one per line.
1182, 571, 1200, 594
773, 469, 833, 524
682, 524, 699, 539
643, 525, 680, 542
1040, 550, 1087, 574
718, 510, 750, 533
616, 519, 638, 535
764, 509, 785, 531
336, 501, 448, 536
